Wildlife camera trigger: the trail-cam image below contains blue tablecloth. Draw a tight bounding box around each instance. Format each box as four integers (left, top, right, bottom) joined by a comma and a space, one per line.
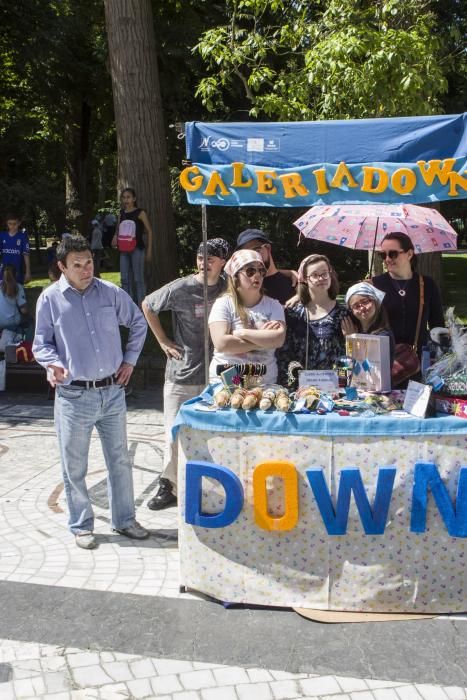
173, 391, 467, 439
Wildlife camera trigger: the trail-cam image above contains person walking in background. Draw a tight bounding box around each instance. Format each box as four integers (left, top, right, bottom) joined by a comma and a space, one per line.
0, 213, 31, 285
90, 218, 104, 278
102, 212, 117, 248
142, 238, 229, 511
33, 235, 149, 550
372, 232, 444, 354
113, 188, 154, 306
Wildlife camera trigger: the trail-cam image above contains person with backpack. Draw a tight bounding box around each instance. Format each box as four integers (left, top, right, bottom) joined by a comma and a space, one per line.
113, 188, 154, 306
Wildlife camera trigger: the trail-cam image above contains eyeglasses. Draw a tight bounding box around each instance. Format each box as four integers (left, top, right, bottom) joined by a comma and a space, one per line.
251, 243, 267, 252
307, 271, 330, 282
350, 298, 374, 312
242, 266, 266, 278
379, 250, 405, 261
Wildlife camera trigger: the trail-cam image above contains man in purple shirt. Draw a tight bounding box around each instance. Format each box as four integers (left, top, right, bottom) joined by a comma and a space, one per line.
33, 235, 149, 550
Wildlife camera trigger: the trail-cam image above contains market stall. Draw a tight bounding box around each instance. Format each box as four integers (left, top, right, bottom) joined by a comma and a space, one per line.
176, 113, 467, 614
175, 399, 466, 613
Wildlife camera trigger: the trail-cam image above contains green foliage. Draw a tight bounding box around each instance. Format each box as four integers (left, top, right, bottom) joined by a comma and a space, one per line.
194, 0, 450, 120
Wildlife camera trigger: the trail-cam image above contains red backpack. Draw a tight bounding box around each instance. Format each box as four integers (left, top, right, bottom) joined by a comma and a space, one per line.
117, 219, 137, 252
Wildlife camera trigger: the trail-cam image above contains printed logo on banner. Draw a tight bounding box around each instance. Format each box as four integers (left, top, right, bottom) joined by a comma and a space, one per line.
247, 138, 264, 152
264, 139, 280, 152
199, 137, 231, 151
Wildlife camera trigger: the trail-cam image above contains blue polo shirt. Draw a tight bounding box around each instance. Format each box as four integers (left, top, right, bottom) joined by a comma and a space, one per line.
0, 230, 30, 283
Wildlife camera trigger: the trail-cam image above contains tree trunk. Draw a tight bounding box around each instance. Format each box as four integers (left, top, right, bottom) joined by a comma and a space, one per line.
64, 97, 93, 235
103, 0, 177, 290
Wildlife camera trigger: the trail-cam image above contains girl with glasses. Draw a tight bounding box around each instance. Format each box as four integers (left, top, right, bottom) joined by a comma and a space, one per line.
372, 232, 444, 354
342, 281, 395, 366
208, 250, 286, 385
277, 254, 348, 387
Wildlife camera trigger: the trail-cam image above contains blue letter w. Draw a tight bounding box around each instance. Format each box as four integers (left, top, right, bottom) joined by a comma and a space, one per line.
306, 467, 396, 535
411, 462, 467, 538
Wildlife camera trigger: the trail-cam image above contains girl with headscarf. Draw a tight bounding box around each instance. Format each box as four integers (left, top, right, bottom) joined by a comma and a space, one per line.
342, 281, 395, 366
277, 254, 348, 387
208, 249, 286, 385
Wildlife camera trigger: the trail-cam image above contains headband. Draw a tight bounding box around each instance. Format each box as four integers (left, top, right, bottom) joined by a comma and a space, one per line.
224, 250, 265, 277
197, 238, 230, 260
345, 281, 386, 307
297, 255, 330, 283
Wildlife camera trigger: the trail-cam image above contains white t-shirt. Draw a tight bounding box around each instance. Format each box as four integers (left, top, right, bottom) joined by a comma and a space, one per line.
208, 294, 285, 385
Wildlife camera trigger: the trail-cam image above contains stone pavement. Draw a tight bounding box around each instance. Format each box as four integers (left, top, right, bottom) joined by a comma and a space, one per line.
0, 390, 465, 700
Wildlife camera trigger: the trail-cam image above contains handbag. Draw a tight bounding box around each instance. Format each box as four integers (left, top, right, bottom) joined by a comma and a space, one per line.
391, 276, 424, 387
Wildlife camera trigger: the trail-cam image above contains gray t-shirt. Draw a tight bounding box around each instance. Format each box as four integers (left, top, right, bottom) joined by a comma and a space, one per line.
145, 274, 226, 384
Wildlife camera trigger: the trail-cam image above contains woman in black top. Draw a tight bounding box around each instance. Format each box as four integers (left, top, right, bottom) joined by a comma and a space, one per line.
113, 188, 154, 306
372, 232, 444, 354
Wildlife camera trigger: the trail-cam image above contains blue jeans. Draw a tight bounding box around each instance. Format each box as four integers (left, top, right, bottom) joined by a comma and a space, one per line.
120, 248, 145, 305
55, 383, 136, 534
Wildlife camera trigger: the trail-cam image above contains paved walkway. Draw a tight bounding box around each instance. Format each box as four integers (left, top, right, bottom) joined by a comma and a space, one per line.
0, 390, 465, 700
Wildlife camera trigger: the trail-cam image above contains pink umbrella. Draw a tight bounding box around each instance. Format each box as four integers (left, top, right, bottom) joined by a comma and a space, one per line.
293, 203, 458, 255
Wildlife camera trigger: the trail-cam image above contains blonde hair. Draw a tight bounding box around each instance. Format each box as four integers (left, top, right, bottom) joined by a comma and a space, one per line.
225, 273, 264, 327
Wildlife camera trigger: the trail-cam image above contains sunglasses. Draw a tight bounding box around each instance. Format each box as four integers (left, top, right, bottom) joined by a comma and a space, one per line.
379, 250, 406, 261
242, 266, 266, 278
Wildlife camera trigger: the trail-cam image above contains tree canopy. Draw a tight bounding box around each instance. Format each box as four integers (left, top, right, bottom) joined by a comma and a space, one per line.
0, 0, 465, 274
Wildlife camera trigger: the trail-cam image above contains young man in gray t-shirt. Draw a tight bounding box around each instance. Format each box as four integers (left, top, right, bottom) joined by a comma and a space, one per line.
142, 238, 229, 509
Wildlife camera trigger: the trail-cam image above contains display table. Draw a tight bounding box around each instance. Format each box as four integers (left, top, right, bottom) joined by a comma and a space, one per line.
175, 396, 467, 613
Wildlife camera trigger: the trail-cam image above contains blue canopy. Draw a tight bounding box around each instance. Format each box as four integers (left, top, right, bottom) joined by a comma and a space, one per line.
182, 113, 467, 207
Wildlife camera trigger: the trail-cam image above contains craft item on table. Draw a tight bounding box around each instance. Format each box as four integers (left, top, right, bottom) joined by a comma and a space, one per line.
346, 333, 391, 393
434, 394, 467, 419
295, 385, 321, 410
334, 356, 354, 388
315, 395, 334, 413
275, 389, 291, 412
242, 387, 263, 410
425, 308, 467, 396
332, 398, 366, 413
230, 388, 247, 409
218, 363, 267, 392
363, 394, 399, 414
259, 388, 277, 411
403, 380, 433, 418
426, 374, 445, 392
286, 360, 303, 390
213, 388, 231, 408
345, 386, 358, 400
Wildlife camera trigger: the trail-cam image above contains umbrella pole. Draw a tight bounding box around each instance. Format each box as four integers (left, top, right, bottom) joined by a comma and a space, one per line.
368, 219, 379, 279
202, 205, 209, 386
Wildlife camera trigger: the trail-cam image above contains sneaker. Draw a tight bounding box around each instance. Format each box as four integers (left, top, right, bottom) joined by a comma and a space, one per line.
112, 521, 149, 540
75, 532, 97, 550
147, 478, 177, 511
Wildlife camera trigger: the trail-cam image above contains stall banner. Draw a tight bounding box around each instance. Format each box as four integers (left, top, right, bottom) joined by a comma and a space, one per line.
178, 426, 467, 612
181, 113, 467, 207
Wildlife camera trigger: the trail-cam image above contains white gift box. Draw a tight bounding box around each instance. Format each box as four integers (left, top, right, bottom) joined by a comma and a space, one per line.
345, 333, 391, 393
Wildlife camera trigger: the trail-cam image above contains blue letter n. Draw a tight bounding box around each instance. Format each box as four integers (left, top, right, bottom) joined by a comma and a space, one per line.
306, 467, 396, 535
411, 462, 467, 538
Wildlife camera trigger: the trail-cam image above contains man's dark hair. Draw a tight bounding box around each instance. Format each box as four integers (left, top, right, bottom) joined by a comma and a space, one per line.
56, 235, 91, 265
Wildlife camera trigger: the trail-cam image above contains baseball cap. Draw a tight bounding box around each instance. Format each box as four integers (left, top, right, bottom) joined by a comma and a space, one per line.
236, 228, 270, 250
